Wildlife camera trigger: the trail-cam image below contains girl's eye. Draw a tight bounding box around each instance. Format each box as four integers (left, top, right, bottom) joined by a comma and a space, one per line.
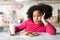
33, 15, 41, 17
33, 13, 43, 17
38, 14, 42, 17
38, 15, 41, 16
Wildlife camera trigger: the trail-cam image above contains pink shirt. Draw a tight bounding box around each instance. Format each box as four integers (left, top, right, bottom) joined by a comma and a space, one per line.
15, 19, 56, 35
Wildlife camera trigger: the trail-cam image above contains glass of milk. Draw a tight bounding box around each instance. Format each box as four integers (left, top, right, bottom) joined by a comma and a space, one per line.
10, 23, 15, 36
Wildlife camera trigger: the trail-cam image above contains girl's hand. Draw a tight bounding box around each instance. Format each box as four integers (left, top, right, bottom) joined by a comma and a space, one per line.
8, 29, 11, 34
41, 13, 45, 22
41, 13, 49, 25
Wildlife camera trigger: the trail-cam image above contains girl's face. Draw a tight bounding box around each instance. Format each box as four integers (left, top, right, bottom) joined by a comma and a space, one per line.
33, 10, 43, 24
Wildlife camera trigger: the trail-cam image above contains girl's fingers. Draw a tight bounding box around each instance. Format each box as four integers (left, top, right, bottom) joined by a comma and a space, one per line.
43, 13, 45, 17
8, 30, 11, 34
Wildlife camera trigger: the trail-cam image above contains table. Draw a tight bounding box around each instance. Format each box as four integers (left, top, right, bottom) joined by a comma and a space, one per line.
0, 32, 60, 40
0, 26, 60, 40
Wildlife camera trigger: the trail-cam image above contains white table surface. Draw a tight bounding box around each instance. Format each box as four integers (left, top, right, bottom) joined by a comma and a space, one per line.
0, 32, 60, 40
0, 26, 60, 40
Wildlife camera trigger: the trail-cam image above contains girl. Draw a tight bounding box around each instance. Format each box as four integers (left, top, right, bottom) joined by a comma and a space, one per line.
9, 4, 56, 36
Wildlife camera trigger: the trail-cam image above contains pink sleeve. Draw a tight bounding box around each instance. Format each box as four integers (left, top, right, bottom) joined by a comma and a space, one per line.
45, 23, 56, 35
15, 20, 28, 33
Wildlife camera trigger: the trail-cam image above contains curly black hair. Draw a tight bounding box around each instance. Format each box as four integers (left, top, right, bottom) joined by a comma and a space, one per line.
26, 4, 53, 21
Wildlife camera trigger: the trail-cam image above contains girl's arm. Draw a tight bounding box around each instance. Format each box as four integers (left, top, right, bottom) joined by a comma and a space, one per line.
41, 13, 56, 35
42, 20, 56, 35
15, 20, 28, 33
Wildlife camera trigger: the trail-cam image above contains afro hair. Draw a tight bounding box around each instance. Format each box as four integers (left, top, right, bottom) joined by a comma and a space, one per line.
26, 4, 53, 20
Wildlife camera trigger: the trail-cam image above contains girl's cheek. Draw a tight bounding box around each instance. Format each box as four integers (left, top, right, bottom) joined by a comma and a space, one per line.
39, 16, 42, 19
38, 17, 41, 20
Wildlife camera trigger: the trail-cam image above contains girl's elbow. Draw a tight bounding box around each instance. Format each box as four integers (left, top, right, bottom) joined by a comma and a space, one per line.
50, 32, 56, 35
49, 30, 56, 35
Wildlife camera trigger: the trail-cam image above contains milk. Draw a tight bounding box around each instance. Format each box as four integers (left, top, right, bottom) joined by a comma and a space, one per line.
10, 23, 15, 36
